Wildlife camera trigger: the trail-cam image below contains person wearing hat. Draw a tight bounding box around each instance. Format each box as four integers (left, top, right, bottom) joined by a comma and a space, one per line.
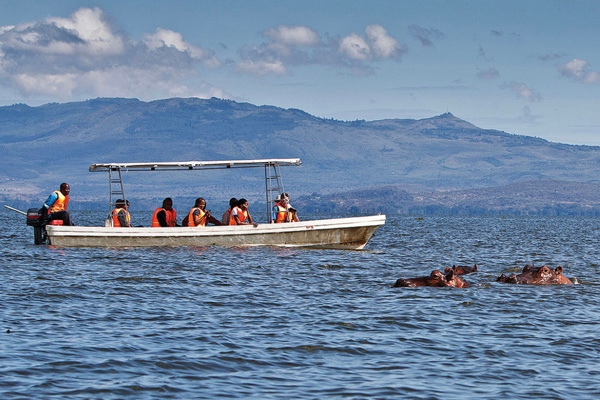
112, 199, 131, 227
272, 192, 299, 223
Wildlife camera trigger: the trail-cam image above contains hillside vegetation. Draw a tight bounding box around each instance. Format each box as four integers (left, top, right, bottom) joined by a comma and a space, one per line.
2, 97, 600, 215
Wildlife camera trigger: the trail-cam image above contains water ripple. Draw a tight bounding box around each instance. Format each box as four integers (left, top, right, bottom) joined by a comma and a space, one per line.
1, 214, 600, 398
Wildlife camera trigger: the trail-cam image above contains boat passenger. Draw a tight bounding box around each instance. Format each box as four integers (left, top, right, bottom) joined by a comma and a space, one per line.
40, 182, 74, 225
221, 197, 237, 225
152, 197, 177, 227
230, 198, 258, 227
272, 193, 299, 223
185, 197, 222, 227
112, 199, 131, 227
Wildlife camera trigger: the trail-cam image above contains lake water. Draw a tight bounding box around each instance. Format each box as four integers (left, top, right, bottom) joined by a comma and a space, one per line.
1, 211, 599, 399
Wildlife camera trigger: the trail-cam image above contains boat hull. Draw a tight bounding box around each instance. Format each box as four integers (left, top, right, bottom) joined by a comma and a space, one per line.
45, 215, 385, 250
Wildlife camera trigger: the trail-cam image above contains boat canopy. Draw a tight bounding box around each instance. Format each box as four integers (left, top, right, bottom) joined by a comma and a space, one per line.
89, 158, 302, 172
88, 158, 302, 223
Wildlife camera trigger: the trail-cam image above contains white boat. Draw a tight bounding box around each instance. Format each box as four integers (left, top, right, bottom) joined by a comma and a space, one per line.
41, 158, 386, 249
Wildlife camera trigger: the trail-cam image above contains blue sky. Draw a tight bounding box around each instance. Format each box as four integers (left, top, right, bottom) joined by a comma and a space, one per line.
1, 0, 599, 145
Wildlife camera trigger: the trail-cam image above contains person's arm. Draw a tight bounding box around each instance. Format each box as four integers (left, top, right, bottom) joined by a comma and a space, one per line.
118, 210, 129, 227
208, 214, 222, 225
157, 210, 168, 227
43, 192, 58, 210
231, 207, 242, 225
191, 209, 201, 226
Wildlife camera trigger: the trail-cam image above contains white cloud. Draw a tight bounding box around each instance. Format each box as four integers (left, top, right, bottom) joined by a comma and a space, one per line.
45, 7, 125, 55
340, 24, 405, 60
13, 73, 79, 99
339, 33, 371, 60
236, 23, 406, 76
0, 7, 223, 102
502, 81, 542, 102
143, 28, 220, 67
560, 59, 600, 84
263, 25, 320, 47
235, 58, 287, 76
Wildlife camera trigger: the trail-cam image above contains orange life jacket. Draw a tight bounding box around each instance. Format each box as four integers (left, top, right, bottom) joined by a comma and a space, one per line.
152, 207, 177, 227
187, 207, 207, 227
230, 206, 248, 225
112, 208, 130, 227
274, 201, 291, 223
48, 190, 69, 214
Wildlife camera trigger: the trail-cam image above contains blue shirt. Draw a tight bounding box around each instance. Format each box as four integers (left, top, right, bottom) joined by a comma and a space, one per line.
43, 191, 59, 209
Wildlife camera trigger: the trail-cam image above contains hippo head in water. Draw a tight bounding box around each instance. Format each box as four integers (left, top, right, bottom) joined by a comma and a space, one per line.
497, 264, 572, 285
444, 264, 478, 275
393, 269, 470, 288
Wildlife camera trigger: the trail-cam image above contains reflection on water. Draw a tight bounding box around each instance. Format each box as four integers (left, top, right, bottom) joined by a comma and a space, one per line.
1, 212, 600, 399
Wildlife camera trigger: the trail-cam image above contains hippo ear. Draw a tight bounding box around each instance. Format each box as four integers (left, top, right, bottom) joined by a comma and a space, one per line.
445, 269, 455, 281
555, 266, 564, 273
430, 270, 443, 279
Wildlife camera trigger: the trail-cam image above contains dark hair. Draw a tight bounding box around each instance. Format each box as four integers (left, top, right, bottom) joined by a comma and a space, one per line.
194, 197, 206, 206
237, 198, 247, 206
229, 198, 238, 207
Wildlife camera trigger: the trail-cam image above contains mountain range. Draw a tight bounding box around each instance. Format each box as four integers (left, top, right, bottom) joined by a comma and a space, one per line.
2, 97, 600, 216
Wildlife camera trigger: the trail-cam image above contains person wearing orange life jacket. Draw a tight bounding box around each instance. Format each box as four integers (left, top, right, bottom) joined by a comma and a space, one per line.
40, 182, 74, 225
112, 199, 131, 227
221, 197, 237, 225
152, 197, 177, 227
230, 198, 258, 227
185, 197, 222, 227
272, 192, 299, 223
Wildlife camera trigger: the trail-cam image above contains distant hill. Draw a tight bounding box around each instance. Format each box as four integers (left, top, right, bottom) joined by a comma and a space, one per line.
2, 97, 600, 215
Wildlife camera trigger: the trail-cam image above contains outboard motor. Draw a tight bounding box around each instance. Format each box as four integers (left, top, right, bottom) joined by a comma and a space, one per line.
26, 208, 47, 245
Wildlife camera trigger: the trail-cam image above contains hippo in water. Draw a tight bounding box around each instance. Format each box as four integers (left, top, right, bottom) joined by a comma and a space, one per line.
497, 264, 573, 285
444, 264, 478, 275
393, 269, 470, 288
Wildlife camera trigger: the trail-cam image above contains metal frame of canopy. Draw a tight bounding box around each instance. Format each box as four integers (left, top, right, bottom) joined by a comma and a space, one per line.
88, 158, 303, 223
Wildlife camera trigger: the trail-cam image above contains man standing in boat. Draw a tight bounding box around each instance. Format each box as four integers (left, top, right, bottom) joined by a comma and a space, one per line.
40, 182, 74, 226
152, 197, 177, 227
